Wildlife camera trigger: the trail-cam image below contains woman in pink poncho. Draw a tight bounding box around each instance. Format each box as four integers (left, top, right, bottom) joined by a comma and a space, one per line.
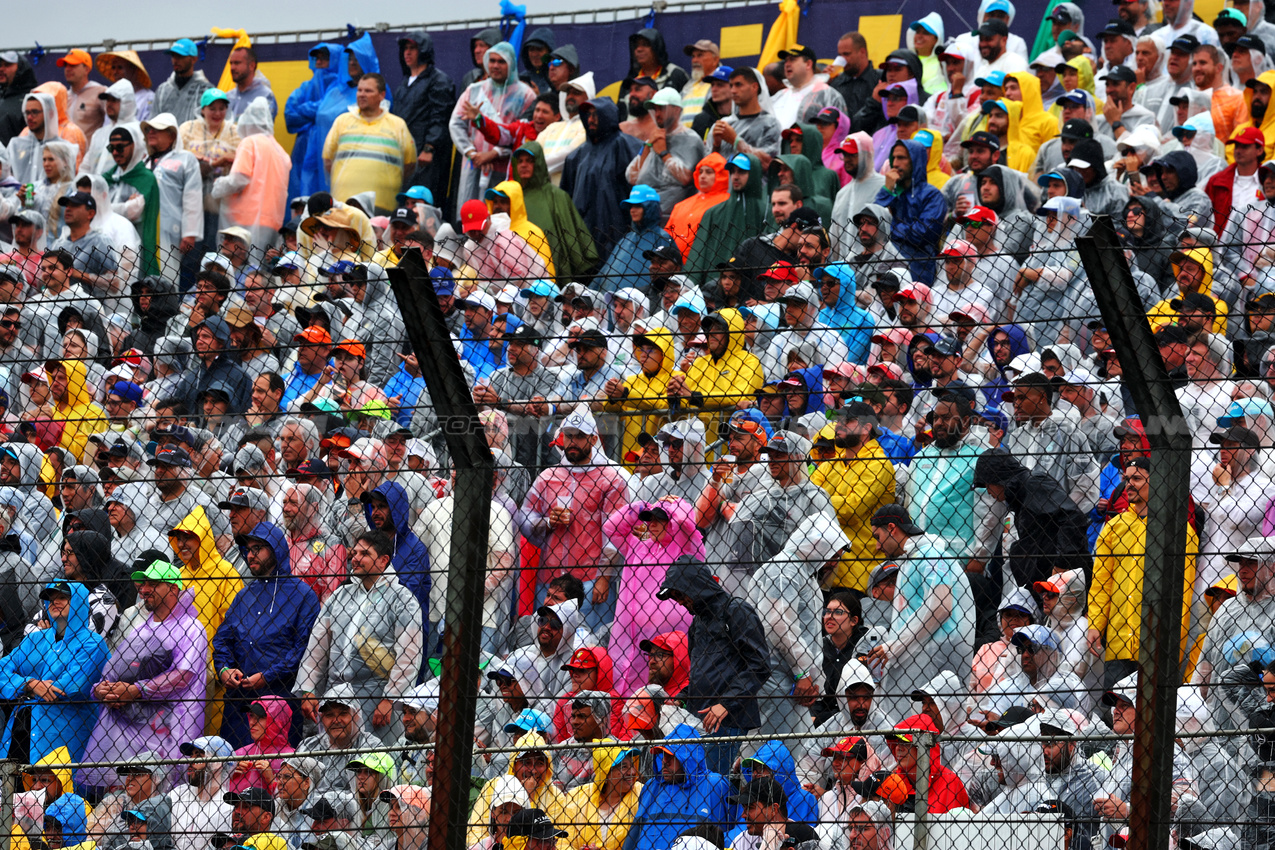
227, 696, 294, 794
604, 495, 703, 696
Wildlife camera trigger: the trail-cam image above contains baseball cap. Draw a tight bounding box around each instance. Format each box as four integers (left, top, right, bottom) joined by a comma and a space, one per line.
457, 291, 497, 314
559, 409, 598, 436
821, 736, 869, 759
1049, 5, 1075, 21
148, 447, 192, 469
777, 44, 817, 61
778, 281, 818, 306
728, 776, 787, 807
1226, 535, 1275, 562
519, 279, 557, 299
1011, 624, 1062, 652
988, 705, 1037, 730
1237, 33, 1267, 54
650, 88, 683, 108
621, 185, 661, 208
459, 199, 490, 232
345, 753, 395, 776
57, 49, 92, 67
218, 487, 270, 512
870, 504, 923, 535
957, 206, 998, 227
568, 329, 608, 351
1169, 290, 1217, 313
706, 65, 734, 83
760, 429, 813, 457
1209, 425, 1261, 448
924, 334, 963, 358
223, 788, 274, 812
1060, 119, 1094, 141
180, 736, 235, 759
388, 207, 418, 226
1231, 126, 1267, 147
502, 707, 552, 734
940, 240, 977, 258
760, 261, 804, 283
974, 69, 1007, 88
910, 18, 941, 36
39, 580, 73, 601
166, 39, 199, 57
1216, 7, 1249, 27
813, 106, 842, 125
642, 242, 683, 265
331, 338, 366, 360
58, 191, 97, 211
961, 130, 1001, 152
294, 326, 332, 346
1055, 90, 1090, 108
108, 381, 144, 405
299, 793, 360, 823
1102, 64, 1137, 84
1099, 18, 1137, 37
726, 152, 751, 171
979, 19, 1010, 37
1037, 708, 1082, 736
506, 809, 568, 840
683, 39, 721, 55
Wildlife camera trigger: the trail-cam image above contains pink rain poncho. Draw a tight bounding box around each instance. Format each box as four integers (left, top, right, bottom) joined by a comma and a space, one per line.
226, 695, 294, 794
603, 497, 703, 696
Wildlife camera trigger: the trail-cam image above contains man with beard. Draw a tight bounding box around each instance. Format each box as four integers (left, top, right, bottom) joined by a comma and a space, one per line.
626, 88, 705, 217
224, 787, 284, 843
213, 523, 319, 747
393, 681, 438, 787
810, 403, 895, 594
282, 483, 346, 603
910, 337, 975, 422
168, 736, 235, 850
517, 410, 628, 635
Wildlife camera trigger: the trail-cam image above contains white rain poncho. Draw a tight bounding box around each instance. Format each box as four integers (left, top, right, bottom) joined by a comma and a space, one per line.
7, 92, 63, 185
982, 737, 1049, 814
144, 114, 203, 276
85, 79, 137, 175
1016, 196, 1096, 344
831, 132, 885, 261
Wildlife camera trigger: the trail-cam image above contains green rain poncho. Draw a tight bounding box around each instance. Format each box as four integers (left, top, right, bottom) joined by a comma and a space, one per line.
763, 152, 831, 231
687, 153, 767, 284
783, 123, 841, 208
513, 139, 598, 283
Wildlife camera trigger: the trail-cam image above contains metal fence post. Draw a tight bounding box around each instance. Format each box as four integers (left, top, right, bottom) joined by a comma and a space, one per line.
1075, 217, 1191, 850
912, 732, 932, 850
387, 250, 494, 850
0, 759, 13, 850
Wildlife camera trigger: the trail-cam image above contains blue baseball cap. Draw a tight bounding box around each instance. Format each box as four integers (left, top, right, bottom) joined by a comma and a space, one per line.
706, 64, 733, 83
166, 39, 199, 58
621, 185, 661, 206
520, 279, 558, 298
1055, 90, 1089, 107
107, 381, 144, 405
985, 0, 1013, 12
502, 707, 552, 734
910, 19, 940, 37
321, 260, 357, 277
728, 408, 775, 440
1011, 624, 1062, 652
974, 70, 1007, 88
1036, 170, 1067, 187
726, 153, 751, 171
429, 267, 456, 296
981, 98, 1010, 114
397, 185, 434, 205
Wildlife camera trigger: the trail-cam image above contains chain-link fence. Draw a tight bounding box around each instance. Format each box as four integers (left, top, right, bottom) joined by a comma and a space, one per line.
0, 163, 1271, 850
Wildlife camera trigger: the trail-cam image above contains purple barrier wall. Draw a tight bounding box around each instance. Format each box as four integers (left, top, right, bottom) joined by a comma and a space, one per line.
28, 0, 1054, 103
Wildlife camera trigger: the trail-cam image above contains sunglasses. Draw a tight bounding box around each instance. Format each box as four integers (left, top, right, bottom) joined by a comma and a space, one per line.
548, 58, 566, 67
106, 143, 132, 153
0, 320, 20, 330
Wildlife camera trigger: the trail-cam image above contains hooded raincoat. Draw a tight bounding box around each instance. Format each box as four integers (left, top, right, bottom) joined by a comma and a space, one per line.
656, 557, 770, 730
77, 586, 209, 790
562, 98, 643, 257
559, 746, 643, 850
666, 153, 730, 260
889, 715, 970, 812
33, 748, 90, 845
873, 139, 946, 284
982, 737, 1048, 814
213, 522, 320, 747
513, 141, 597, 282
466, 732, 565, 846
831, 133, 885, 260
450, 42, 536, 206
604, 498, 701, 696
8, 92, 65, 185
103, 122, 161, 276
50, 358, 107, 462
623, 724, 731, 850
739, 740, 819, 824
681, 308, 765, 437
306, 34, 384, 196
488, 179, 554, 275
686, 153, 766, 282
0, 582, 108, 761
227, 695, 294, 792
285, 42, 346, 198
213, 100, 290, 246
605, 327, 675, 463
596, 182, 664, 293
391, 32, 455, 204
1007, 72, 1060, 151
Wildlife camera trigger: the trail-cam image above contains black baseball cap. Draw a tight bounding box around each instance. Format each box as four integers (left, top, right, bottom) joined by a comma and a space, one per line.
979, 19, 1010, 37
1060, 119, 1094, 140
505, 809, 568, 840
1169, 290, 1217, 313
1099, 18, 1136, 37
1237, 34, 1268, 54
870, 503, 923, 535
777, 44, 817, 61
988, 705, 1036, 730
924, 334, 962, 358
389, 207, 418, 225
1210, 425, 1261, 448
504, 325, 543, 347
569, 329, 609, 350
728, 776, 788, 807
1102, 64, 1137, 84
223, 788, 275, 813
1170, 34, 1201, 54
642, 243, 683, 265
785, 207, 824, 231
58, 191, 97, 211
961, 130, 1001, 152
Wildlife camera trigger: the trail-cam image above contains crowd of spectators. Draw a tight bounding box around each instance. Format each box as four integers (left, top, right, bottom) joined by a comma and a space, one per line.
6, 3, 1275, 850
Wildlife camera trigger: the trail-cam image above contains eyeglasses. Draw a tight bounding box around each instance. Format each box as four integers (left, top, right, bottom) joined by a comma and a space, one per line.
847, 824, 877, 834
644, 648, 674, 660
963, 221, 987, 229
822, 607, 850, 618
106, 143, 132, 153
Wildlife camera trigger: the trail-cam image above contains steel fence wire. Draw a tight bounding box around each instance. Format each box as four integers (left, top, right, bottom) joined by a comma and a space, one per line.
4, 175, 1275, 850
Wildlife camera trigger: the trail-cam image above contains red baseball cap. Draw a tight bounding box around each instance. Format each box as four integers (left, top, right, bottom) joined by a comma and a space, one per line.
1033, 579, 1062, 595
838, 136, 859, 154
459, 198, 490, 232
294, 326, 332, 346
895, 289, 921, 302
758, 261, 801, 283
957, 206, 999, 226
867, 361, 905, 380
563, 647, 599, 670
1229, 126, 1267, 146
941, 239, 978, 257
871, 327, 912, 346
820, 736, 868, 758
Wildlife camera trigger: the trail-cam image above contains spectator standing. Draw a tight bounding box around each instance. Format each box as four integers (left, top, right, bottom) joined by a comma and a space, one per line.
392, 32, 455, 210
324, 74, 416, 212
627, 89, 704, 217
450, 42, 536, 207
141, 113, 204, 281
562, 98, 643, 256
211, 100, 290, 252
296, 531, 424, 744
79, 559, 209, 791
213, 522, 320, 748
60, 50, 107, 137
153, 40, 213, 126
226, 47, 277, 121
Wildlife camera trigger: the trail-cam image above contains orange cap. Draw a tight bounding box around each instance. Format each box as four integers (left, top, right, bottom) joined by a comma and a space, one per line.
57, 49, 92, 68
874, 773, 912, 805
331, 338, 366, 360
294, 326, 332, 346
624, 696, 659, 731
